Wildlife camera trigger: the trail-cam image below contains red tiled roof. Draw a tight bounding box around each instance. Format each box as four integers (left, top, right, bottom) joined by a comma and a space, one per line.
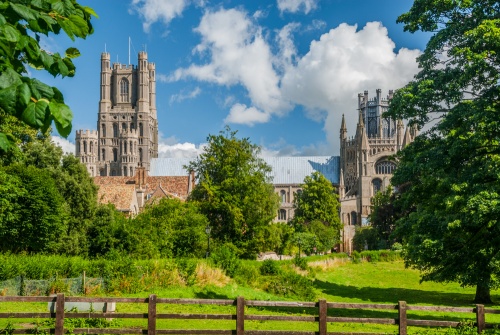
97, 184, 137, 211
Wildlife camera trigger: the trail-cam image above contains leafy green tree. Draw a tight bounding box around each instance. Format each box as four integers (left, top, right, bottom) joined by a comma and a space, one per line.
387, 0, 500, 303
187, 127, 279, 258
368, 185, 404, 248
0, 164, 68, 253
0, 0, 96, 150
293, 171, 341, 246
255, 223, 294, 256
128, 198, 210, 259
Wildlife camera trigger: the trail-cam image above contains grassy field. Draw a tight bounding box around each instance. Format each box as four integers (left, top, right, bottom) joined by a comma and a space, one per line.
1, 258, 499, 334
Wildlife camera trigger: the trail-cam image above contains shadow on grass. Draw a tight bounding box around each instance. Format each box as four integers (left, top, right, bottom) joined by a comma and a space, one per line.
194, 290, 233, 300
313, 279, 497, 306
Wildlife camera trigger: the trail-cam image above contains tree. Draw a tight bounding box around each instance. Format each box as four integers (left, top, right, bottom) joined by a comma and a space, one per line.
368, 185, 405, 249
293, 171, 342, 249
0, 0, 96, 150
0, 164, 68, 253
187, 127, 279, 258
386, 0, 500, 303
127, 198, 210, 259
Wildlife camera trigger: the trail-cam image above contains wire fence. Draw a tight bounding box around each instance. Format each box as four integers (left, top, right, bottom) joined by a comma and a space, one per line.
0, 274, 104, 296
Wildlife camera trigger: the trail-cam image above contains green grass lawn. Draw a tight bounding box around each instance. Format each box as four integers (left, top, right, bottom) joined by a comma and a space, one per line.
1, 259, 499, 334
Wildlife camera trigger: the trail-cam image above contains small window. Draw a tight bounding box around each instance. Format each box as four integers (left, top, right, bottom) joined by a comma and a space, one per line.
113, 148, 118, 162
372, 178, 382, 195
280, 190, 286, 203
351, 211, 357, 226
278, 209, 287, 221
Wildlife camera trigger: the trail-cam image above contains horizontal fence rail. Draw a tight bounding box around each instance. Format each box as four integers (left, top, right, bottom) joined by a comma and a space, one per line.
0, 294, 498, 335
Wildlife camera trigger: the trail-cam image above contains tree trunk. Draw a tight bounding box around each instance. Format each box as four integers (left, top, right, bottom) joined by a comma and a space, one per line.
475, 280, 492, 304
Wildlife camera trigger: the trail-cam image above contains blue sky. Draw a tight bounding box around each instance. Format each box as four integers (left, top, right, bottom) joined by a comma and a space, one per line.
45, 0, 431, 157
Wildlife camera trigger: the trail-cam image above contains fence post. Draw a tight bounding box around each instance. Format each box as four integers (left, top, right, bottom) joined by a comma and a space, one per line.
476, 304, 485, 333
82, 271, 86, 296
398, 301, 407, 335
319, 299, 327, 335
148, 294, 157, 335
55, 293, 65, 335
236, 296, 245, 335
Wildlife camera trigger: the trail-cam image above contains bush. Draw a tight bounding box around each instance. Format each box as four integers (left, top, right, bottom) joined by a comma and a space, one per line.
391, 242, 403, 251
210, 243, 241, 277
266, 271, 316, 301
234, 261, 260, 286
293, 255, 309, 270
260, 260, 281, 276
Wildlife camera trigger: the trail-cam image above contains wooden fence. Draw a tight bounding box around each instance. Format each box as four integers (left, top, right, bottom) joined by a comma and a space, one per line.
1, 294, 499, 335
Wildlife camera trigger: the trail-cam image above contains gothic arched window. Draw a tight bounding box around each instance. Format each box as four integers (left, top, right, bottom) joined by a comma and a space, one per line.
120, 78, 129, 102
113, 148, 118, 162
139, 148, 143, 162
101, 148, 105, 161
351, 211, 357, 226
113, 123, 118, 137
139, 123, 143, 137
280, 190, 286, 203
101, 123, 106, 137
375, 160, 397, 174
372, 178, 382, 195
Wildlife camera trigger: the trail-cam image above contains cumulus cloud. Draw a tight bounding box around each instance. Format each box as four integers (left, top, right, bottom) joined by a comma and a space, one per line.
224, 103, 270, 126
170, 8, 291, 122
277, 0, 318, 14
157, 135, 206, 158
169, 87, 201, 104
52, 136, 75, 154
281, 22, 421, 151
130, 0, 189, 32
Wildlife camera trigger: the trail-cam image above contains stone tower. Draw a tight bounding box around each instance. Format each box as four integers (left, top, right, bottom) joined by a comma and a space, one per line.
76, 51, 158, 176
75, 129, 98, 176
338, 89, 415, 253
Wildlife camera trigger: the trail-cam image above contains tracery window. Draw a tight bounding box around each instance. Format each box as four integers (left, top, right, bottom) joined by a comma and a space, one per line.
375, 160, 396, 174
120, 78, 129, 102
372, 178, 382, 195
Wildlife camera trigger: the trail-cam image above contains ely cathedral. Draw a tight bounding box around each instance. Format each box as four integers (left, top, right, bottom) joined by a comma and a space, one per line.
75, 52, 415, 253
75, 52, 158, 177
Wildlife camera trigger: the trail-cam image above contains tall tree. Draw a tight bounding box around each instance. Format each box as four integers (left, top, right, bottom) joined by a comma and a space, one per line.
293, 172, 341, 225
387, 0, 500, 303
0, 0, 96, 150
187, 127, 279, 258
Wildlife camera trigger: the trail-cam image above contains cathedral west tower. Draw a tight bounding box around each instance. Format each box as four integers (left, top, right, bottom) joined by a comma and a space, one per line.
76, 51, 158, 176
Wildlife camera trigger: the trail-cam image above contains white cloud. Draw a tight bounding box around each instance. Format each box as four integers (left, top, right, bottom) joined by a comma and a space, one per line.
169, 87, 201, 104
277, 0, 318, 14
224, 103, 270, 126
130, 0, 189, 32
52, 136, 75, 154
170, 8, 291, 124
157, 135, 206, 158
281, 22, 421, 151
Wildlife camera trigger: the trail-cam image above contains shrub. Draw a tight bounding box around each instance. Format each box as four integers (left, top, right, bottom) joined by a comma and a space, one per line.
234, 261, 260, 286
391, 242, 403, 251
293, 255, 308, 270
210, 243, 241, 277
266, 271, 316, 301
260, 260, 281, 276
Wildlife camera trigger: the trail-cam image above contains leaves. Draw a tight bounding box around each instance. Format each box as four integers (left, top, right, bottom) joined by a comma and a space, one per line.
388, 0, 500, 303
21, 99, 49, 128
0, 0, 95, 149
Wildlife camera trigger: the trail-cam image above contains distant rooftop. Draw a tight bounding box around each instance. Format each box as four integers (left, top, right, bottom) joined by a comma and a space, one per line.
150, 156, 340, 185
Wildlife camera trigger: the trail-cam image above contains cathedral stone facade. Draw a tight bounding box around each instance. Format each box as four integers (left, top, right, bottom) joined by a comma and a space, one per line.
338, 89, 416, 253
75, 52, 158, 177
